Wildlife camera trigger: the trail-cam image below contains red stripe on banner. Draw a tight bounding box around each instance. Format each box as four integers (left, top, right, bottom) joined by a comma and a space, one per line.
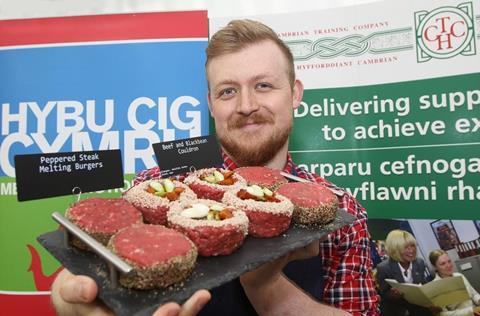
0, 293, 55, 316
0, 11, 208, 47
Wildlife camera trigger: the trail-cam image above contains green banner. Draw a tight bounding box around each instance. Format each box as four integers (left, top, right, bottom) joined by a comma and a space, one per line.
291, 73, 480, 219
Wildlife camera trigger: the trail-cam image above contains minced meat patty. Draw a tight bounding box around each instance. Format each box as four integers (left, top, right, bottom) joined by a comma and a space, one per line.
109, 224, 197, 289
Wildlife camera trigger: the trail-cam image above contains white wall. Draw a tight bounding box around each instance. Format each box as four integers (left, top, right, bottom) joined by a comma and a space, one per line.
454, 221, 480, 242
0, 0, 379, 19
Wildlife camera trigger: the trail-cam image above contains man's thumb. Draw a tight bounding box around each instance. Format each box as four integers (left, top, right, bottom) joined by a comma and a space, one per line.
60, 275, 98, 303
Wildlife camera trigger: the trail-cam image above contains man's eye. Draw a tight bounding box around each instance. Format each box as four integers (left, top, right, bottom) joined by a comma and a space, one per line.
256, 82, 272, 90
219, 88, 236, 98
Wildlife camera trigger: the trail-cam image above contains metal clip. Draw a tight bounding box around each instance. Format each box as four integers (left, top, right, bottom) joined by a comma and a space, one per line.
72, 187, 82, 204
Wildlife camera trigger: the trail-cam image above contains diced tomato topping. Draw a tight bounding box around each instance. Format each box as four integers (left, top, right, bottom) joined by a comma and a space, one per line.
217, 177, 235, 185
236, 189, 279, 202
174, 187, 185, 194
237, 189, 247, 199
223, 170, 234, 179
237, 189, 257, 200
265, 195, 280, 203
146, 187, 156, 194
219, 209, 233, 220
166, 192, 178, 201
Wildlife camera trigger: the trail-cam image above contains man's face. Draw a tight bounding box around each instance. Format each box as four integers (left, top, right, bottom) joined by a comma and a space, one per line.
207, 40, 303, 166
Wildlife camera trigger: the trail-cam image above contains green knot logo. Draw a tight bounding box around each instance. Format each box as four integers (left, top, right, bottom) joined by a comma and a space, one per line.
415, 2, 476, 62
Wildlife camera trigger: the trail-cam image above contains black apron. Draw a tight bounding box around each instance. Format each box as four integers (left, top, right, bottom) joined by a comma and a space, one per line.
198, 256, 325, 316
199, 167, 326, 315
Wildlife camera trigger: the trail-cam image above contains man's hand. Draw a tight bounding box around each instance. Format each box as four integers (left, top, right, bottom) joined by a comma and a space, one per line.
239, 240, 351, 316
153, 290, 211, 316
52, 269, 211, 316
51, 269, 113, 316
287, 239, 320, 261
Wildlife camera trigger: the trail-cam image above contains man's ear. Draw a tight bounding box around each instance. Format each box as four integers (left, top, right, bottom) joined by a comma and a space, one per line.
292, 79, 304, 110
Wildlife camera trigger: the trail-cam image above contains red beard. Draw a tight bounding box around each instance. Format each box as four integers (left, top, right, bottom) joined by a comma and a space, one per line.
217, 112, 291, 166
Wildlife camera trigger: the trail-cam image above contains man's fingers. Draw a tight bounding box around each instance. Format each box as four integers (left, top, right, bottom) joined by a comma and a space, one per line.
153, 302, 181, 316
51, 270, 113, 316
153, 290, 211, 316
178, 290, 211, 316
60, 275, 98, 303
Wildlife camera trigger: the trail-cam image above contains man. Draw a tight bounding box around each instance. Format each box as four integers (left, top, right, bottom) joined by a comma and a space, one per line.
51, 19, 379, 315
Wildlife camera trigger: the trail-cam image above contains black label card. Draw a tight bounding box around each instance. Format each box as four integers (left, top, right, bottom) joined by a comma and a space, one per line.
14, 149, 124, 201
152, 135, 223, 177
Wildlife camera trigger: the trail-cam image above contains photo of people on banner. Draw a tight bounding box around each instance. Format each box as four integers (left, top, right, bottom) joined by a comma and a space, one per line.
430, 220, 460, 251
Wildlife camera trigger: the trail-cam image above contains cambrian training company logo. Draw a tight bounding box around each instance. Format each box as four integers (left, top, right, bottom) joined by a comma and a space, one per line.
415, 2, 476, 62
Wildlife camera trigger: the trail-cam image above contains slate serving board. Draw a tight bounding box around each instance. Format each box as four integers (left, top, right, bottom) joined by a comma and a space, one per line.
38, 209, 354, 316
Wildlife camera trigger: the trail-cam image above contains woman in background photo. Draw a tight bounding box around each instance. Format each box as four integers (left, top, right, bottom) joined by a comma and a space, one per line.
429, 249, 480, 316
376, 229, 435, 316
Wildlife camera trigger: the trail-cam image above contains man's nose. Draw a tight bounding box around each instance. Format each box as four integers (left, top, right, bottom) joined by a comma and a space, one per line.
236, 89, 259, 115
